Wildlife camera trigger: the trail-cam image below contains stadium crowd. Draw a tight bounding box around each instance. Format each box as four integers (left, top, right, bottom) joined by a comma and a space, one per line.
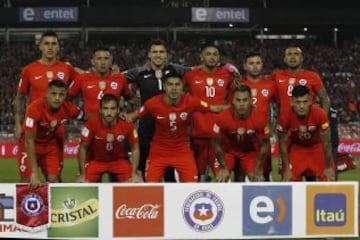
0, 37, 360, 139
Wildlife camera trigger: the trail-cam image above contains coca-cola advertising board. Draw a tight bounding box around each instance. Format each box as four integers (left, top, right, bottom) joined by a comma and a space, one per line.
112, 186, 164, 237
0, 142, 80, 158
1, 140, 360, 158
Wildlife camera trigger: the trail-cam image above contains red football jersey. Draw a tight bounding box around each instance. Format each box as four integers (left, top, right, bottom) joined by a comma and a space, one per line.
238, 77, 277, 118
81, 115, 138, 161
68, 72, 131, 115
138, 94, 210, 153
276, 105, 330, 147
183, 68, 233, 137
18, 61, 78, 103
213, 107, 270, 153
23, 98, 81, 143
183, 67, 233, 105
269, 69, 324, 115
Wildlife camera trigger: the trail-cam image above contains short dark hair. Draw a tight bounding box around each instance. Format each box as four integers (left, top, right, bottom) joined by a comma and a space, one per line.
233, 84, 252, 96
292, 85, 309, 97
92, 46, 111, 56
244, 51, 262, 62
100, 94, 119, 107
161, 67, 182, 83
200, 41, 220, 53
148, 38, 167, 51
40, 30, 58, 42
48, 79, 66, 89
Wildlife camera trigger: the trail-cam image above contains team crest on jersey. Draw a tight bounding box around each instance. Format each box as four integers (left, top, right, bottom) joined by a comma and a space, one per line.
299, 125, 307, 132
308, 125, 317, 131
106, 134, 114, 142
57, 72, 65, 80
180, 112, 188, 120
299, 79, 307, 85
116, 135, 125, 142
169, 113, 177, 121
288, 78, 296, 85
99, 81, 106, 90
46, 71, 54, 79
217, 79, 224, 87
50, 120, 57, 128
237, 128, 245, 135
110, 81, 118, 90
206, 77, 214, 86
155, 70, 163, 79
261, 89, 269, 96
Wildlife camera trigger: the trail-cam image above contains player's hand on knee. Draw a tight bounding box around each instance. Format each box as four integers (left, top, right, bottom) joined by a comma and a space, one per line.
282, 169, 293, 182
75, 174, 86, 183
323, 167, 335, 181
215, 168, 229, 182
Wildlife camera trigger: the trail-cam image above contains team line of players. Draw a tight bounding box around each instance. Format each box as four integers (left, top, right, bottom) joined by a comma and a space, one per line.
13, 30, 336, 189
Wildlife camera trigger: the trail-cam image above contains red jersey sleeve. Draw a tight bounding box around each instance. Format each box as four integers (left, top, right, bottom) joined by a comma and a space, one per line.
138, 98, 153, 118
66, 63, 79, 82
67, 74, 82, 98
62, 100, 82, 119
189, 96, 210, 113
119, 74, 132, 97
310, 71, 325, 93
125, 122, 139, 145
24, 103, 42, 133
255, 117, 271, 140
80, 120, 94, 143
18, 65, 31, 95
315, 107, 330, 132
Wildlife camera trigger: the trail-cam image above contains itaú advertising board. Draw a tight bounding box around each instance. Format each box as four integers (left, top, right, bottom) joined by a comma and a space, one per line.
0, 182, 357, 239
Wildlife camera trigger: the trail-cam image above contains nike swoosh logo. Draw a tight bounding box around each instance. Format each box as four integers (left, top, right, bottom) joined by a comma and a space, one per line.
35, 76, 42, 80
144, 74, 152, 79
95, 136, 103, 139
156, 116, 165, 119
279, 79, 286, 83
195, 81, 202, 84
87, 85, 96, 88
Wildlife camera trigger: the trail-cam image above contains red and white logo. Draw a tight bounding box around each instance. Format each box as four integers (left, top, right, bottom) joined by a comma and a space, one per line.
113, 186, 164, 237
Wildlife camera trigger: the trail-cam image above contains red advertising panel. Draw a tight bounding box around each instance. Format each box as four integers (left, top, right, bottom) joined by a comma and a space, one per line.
113, 186, 164, 237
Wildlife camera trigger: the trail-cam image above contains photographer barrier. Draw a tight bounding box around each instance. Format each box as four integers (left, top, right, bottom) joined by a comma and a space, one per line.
0, 182, 358, 239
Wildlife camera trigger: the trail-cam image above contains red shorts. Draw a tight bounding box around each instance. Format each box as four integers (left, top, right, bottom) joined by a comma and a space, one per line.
85, 159, 132, 182
288, 144, 332, 181
191, 138, 216, 175
213, 151, 260, 175
18, 138, 61, 178
146, 150, 198, 182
